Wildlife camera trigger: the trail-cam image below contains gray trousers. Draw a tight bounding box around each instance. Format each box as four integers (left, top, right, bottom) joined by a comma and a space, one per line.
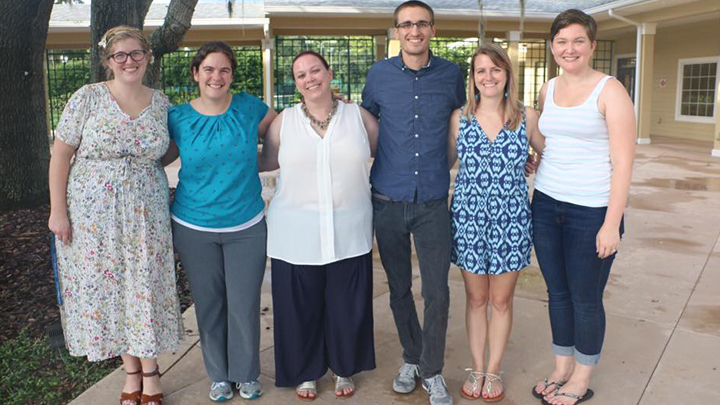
172, 218, 267, 383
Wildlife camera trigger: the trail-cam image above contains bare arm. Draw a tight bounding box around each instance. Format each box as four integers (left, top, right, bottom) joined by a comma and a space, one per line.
161, 140, 179, 167
259, 110, 283, 172
48, 140, 77, 245
447, 109, 461, 169
525, 106, 545, 154
359, 106, 379, 157
258, 107, 278, 140
596, 78, 636, 258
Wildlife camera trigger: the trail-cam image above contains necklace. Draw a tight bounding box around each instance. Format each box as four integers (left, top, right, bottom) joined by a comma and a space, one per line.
301, 97, 338, 130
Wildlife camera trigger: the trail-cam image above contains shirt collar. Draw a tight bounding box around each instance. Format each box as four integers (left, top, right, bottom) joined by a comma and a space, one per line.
396, 49, 434, 71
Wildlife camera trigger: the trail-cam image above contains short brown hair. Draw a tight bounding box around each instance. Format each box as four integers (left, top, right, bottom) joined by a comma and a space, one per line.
190, 42, 238, 78
550, 9, 597, 42
291, 50, 330, 81
99, 26, 151, 78
393, 0, 434, 27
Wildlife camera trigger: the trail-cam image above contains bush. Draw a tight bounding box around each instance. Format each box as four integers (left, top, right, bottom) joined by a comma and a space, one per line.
0, 329, 119, 405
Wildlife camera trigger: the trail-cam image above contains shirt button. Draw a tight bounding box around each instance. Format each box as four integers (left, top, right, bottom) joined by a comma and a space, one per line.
414, 171, 418, 175
414, 114, 418, 119
414, 95, 419, 99
415, 77, 418, 81
415, 153, 419, 156
415, 134, 419, 138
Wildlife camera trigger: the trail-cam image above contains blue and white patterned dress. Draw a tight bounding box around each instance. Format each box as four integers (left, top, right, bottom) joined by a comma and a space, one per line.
451, 113, 532, 275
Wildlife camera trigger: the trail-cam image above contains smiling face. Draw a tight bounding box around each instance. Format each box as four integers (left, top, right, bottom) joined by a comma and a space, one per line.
394, 6, 435, 59
292, 54, 333, 103
551, 23, 596, 73
473, 53, 508, 99
193, 52, 234, 101
106, 38, 148, 84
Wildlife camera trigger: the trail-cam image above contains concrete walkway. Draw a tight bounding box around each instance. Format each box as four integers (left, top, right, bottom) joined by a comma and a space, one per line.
71, 136, 720, 405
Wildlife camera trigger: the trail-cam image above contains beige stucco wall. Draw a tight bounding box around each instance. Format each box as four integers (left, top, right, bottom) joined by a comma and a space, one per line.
614, 19, 719, 142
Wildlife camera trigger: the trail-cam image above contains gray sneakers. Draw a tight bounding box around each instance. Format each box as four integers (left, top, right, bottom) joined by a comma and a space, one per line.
393, 363, 420, 393
209, 381, 233, 402
236, 380, 263, 400
422, 374, 453, 405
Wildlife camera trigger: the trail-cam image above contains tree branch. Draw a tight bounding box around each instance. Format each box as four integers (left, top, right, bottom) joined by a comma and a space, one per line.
146, 0, 199, 87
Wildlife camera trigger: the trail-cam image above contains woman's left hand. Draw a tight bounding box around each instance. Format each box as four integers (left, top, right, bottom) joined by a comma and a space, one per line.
596, 223, 620, 259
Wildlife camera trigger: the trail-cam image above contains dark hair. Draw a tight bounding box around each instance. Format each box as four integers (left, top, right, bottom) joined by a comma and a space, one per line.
190, 42, 237, 78
291, 50, 330, 80
550, 9, 597, 43
393, 0, 434, 27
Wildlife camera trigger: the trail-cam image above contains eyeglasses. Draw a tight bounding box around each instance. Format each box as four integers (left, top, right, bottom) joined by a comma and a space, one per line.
396, 20, 434, 30
107, 50, 148, 64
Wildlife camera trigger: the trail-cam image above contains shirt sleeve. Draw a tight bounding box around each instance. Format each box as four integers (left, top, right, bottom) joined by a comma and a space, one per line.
55, 84, 92, 147
167, 106, 180, 142
361, 64, 380, 118
252, 94, 270, 123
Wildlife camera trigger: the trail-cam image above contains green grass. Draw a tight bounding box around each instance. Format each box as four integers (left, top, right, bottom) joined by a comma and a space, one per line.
0, 328, 119, 405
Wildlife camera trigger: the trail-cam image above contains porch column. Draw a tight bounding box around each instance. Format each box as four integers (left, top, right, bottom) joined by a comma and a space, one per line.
636, 23, 656, 144
262, 25, 274, 108
713, 86, 720, 157
375, 35, 386, 61
507, 31, 521, 87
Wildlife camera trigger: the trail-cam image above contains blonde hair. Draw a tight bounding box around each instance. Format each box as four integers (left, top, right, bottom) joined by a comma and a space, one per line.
98, 26, 151, 78
462, 43, 524, 131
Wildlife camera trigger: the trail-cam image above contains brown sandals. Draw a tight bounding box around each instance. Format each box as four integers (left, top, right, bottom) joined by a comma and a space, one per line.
140, 368, 163, 405
119, 369, 142, 405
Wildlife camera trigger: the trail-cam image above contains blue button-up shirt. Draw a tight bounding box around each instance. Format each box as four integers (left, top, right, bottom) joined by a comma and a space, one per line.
362, 52, 466, 203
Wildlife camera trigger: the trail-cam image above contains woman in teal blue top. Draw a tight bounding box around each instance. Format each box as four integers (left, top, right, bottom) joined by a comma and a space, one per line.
162, 41, 276, 402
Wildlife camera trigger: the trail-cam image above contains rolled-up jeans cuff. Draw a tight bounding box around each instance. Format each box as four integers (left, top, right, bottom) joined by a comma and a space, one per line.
552, 344, 575, 357
575, 349, 601, 366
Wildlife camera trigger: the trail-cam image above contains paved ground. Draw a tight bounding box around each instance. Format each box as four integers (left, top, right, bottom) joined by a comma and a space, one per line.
71, 136, 720, 405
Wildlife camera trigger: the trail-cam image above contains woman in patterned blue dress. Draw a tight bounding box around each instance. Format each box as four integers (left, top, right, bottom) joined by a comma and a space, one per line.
448, 43, 544, 402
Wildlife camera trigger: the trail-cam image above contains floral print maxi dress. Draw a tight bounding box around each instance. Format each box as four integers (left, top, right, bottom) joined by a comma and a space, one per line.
54, 83, 182, 361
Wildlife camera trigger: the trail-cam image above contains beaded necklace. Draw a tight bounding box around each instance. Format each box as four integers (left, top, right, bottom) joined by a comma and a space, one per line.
301, 97, 338, 130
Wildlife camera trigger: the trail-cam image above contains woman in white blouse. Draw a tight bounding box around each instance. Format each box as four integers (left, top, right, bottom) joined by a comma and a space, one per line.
260, 50, 379, 401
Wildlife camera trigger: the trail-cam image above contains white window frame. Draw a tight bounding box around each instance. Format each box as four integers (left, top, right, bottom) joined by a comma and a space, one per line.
675, 56, 719, 124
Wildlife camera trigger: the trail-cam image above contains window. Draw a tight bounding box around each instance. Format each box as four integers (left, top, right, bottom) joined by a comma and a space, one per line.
676, 57, 719, 124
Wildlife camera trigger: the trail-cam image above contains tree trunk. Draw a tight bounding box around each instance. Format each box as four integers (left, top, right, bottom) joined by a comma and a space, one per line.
90, 0, 199, 88
0, 0, 54, 210
90, 0, 153, 83
146, 0, 199, 87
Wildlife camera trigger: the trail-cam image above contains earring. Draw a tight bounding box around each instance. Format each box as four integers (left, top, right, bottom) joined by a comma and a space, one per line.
475, 93, 480, 101
504, 90, 508, 98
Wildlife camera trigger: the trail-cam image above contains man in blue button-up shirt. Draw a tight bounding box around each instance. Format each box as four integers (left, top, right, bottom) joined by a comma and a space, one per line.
361, 2, 465, 404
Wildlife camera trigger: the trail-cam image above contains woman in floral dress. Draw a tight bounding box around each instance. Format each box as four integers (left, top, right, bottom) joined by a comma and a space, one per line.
48, 26, 182, 405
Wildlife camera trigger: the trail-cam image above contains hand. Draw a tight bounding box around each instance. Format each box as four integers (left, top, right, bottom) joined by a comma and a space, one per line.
596, 222, 620, 259
49, 212, 72, 245
524, 153, 540, 177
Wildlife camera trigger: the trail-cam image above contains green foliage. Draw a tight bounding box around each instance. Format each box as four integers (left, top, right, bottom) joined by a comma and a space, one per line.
0, 329, 119, 405
430, 38, 479, 84
46, 47, 264, 131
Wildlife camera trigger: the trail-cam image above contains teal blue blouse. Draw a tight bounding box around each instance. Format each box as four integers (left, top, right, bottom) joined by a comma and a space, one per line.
168, 93, 269, 228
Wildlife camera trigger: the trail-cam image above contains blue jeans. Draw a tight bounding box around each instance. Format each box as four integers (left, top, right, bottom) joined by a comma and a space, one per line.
373, 194, 451, 378
531, 190, 624, 366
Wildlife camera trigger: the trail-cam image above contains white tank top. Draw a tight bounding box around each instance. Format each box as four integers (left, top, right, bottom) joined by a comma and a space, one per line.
535, 76, 614, 207
266, 102, 373, 265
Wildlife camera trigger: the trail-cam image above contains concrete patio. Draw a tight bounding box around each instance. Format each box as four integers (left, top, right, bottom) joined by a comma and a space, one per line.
71, 136, 720, 405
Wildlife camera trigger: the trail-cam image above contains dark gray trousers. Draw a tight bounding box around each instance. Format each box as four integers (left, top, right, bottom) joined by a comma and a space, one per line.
372, 196, 451, 379
172, 218, 267, 383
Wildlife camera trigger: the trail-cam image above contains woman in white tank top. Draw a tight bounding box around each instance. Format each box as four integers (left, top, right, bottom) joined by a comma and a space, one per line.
259, 51, 379, 401
531, 9, 636, 405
